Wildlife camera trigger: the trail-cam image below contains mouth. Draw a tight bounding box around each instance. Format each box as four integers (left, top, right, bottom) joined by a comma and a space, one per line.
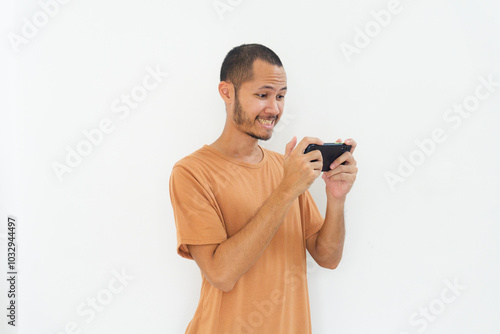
257, 117, 276, 129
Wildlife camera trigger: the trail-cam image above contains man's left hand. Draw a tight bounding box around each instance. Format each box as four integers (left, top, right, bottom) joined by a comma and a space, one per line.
322, 138, 358, 200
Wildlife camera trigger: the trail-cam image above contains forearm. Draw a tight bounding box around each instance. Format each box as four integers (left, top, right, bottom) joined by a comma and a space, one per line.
314, 196, 346, 268
211, 184, 296, 290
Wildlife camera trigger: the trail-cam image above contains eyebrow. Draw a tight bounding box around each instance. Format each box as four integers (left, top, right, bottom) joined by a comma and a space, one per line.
258, 85, 287, 91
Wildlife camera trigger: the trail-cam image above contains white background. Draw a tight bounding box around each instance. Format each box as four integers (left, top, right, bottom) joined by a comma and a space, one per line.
1, 0, 499, 333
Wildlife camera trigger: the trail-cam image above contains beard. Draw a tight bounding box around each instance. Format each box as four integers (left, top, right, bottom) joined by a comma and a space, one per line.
232, 87, 277, 141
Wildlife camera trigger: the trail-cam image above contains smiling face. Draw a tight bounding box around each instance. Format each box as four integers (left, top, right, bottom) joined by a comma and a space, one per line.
229, 59, 287, 141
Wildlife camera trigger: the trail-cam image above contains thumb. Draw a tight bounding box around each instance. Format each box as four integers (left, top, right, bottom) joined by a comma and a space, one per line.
285, 136, 297, 158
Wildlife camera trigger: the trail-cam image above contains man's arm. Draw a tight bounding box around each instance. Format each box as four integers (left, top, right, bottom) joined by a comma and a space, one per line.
188, 185, 296, 292
306, 138, 357, 270
187, 137, 323, 292
306, 197, 345, 269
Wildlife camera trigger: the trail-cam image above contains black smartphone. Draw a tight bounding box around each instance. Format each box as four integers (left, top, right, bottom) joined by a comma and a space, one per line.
304, 143, 352, 171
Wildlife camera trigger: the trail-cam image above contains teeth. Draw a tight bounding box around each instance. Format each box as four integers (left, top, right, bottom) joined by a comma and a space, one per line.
258, 119, 273, 125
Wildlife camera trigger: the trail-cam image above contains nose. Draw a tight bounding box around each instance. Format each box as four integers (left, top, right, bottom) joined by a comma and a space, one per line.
266, 98, 280, 116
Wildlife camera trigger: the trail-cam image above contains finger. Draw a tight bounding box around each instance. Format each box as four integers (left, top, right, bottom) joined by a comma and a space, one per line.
295, 136, 324, 154
338, 151, 357, 167
336, 138, 342, 143
324, 172, 355, 182
330, 151, 354, 169
304, 149, 323, 163
324, 164, 357, 177
285, 136, 297, 158
345, 138, 357, 155
311, 159, 323, 171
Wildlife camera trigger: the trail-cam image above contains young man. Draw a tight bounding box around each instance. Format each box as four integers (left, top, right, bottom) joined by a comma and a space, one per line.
169, 44, 357, 333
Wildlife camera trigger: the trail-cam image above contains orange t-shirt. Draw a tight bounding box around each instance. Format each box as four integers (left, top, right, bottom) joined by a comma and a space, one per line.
169, 144, 324, 334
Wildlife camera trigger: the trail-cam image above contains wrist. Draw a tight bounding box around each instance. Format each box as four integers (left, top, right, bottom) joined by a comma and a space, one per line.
326, 193, 346, 206
275, 182, 298, 204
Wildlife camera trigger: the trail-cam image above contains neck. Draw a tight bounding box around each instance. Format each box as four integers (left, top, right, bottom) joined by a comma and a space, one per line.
210, 122, 263, 164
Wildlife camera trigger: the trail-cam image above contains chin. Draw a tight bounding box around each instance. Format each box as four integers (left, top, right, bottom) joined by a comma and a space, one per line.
247, 130, 273, 141
261, 132, 274, 141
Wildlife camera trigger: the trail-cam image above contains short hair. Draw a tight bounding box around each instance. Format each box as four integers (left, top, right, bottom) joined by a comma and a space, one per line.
220, 44, 283, 89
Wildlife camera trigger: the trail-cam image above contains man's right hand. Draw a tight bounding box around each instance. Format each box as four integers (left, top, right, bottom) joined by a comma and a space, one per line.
280, 136, 324, 199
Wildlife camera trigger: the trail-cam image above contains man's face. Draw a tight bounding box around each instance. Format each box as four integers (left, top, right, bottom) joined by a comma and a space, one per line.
230, 59, 287, 141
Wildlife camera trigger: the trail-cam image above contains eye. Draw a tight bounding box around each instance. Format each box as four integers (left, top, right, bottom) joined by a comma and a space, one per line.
277, 95, 285, 100
256, 94, 267, 98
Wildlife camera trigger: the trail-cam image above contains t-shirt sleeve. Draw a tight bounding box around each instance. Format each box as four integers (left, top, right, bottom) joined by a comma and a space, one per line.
299, 189, 325, 240
169, 164, 227, 260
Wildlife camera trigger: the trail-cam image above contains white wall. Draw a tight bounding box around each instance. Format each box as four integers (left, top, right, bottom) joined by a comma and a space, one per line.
1, 0, 499, 333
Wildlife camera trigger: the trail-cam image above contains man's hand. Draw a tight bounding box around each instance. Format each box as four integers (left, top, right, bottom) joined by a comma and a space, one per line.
322, 138, 358, 200
279, 136, 324, 199
306, 138, 357, 270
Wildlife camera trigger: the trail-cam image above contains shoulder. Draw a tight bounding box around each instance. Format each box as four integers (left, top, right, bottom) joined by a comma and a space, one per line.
170, 146, 216, 183
172, 146, 211, 170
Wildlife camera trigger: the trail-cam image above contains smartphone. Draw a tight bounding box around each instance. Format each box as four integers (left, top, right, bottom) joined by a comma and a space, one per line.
304, 143, 352, 171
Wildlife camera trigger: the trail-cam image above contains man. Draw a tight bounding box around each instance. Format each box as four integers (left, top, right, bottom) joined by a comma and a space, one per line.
169, 43, 358, 333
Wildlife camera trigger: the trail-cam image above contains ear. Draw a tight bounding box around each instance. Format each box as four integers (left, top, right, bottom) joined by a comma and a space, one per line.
218, 81, 233, 104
